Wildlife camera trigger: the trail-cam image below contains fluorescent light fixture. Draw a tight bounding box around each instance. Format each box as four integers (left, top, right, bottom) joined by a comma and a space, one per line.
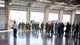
0, 4, 5, 7
0, 0, 5, 7
76, 10, 80, 14
0, 1, 4, 4
40, 0, 43, 1
76, 11, 80, 14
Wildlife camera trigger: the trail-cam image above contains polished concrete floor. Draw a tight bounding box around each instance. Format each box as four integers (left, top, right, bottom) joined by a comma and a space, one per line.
0, 29, 79, 45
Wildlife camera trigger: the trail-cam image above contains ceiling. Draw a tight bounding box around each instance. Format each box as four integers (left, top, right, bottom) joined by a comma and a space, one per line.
1, 0, 80, 11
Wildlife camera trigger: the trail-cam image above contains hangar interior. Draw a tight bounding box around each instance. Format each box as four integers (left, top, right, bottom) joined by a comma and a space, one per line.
0, 0, 79, 29
0, 0, 80, 45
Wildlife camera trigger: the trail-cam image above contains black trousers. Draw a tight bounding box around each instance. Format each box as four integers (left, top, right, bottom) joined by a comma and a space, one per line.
13, 29, 17, 37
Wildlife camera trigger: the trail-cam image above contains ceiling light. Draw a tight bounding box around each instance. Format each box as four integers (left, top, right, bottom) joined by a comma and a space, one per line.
0, 1, 4, 4
40, 0, 43, 1
0, 4, 4, 7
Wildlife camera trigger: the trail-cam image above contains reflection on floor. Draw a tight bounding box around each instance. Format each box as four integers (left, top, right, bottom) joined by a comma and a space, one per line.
0, 29, 79, 45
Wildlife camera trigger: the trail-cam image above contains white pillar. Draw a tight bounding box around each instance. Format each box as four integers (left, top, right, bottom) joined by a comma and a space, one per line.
44, 7, 49, 24
58, 9, 64, 22
26, 4, 31, 23
5, 0, 10, 29
70, 10, 76, 24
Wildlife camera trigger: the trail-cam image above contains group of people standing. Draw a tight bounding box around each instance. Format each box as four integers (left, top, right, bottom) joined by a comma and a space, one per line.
41, 22, 80, 37
18, 22, 40, 30
72, 22, 80, 39
41, 22, 65, 36
18, 22, 31, 30
12, 21, 80, 38
32, 23, 39, 30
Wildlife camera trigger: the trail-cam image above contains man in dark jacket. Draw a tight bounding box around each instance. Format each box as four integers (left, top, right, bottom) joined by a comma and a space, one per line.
74, 23, 79, 38
50, 23, 54, 35
41, 22, 44, 30
65, 22, 71, 37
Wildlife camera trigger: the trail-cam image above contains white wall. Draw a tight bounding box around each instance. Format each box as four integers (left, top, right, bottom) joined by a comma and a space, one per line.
74, 14, 80, 23
0, 8, 6, 29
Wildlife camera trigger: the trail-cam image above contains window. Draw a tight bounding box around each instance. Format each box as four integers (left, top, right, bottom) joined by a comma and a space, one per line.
9, 10, 26, 24
49, 13, 58, 21
63, 15, 70, 23
31, 12, 44, 23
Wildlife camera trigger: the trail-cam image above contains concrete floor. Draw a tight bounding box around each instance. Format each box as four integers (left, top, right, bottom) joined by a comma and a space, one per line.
0, 29, 79, 45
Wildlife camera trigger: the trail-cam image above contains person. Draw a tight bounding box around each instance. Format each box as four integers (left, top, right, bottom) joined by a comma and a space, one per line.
41, 22, 44, 30
45, 23, 48, 32
65, 22, 71, 37
57, 22, 64, 36
50, 23, 54, 35
61, 23, 65, 36
26, 23, 30, 30
18, 22, 21, 29
22, 22, 25, 29
57, 22, 62, 36
78, 22, 80, 39
72, 23, 75, 32
55, 22, 58, 35
74, 23, 79, 38
12, 21, 17, 38
72, 23, 75, 37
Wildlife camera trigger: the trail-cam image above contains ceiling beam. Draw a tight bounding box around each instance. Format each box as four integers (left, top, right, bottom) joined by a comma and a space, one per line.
5, 0, 12, 3
67, 0, 73, 5
45, 0, 57, 8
